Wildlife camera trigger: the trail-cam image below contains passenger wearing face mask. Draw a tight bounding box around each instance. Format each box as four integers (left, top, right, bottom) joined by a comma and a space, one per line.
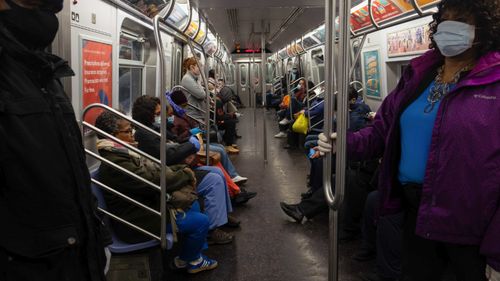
317, 0, 500, 280
0, 0, 112, 280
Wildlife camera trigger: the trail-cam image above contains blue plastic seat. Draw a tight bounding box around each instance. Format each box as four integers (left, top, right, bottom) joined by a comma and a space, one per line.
89, 169, 173, 253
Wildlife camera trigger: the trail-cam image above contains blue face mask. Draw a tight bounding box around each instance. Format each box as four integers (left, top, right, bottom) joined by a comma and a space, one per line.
433, 21, 476, 57
154, 115, 161, 126
167, 115, 175, 124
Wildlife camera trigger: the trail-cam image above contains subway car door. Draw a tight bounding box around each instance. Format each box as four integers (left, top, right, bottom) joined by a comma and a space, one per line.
237, 63, 250, 106
250, 62, 261, 105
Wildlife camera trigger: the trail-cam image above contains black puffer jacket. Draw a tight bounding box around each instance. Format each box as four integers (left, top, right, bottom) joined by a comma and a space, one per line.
0, 23, 110, 281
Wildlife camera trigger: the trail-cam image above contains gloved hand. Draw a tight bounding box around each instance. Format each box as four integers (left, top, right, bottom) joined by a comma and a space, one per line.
486, 265, 500, 281
190, 127, 203, 135
188, 135, 201, 151
104, 247, 111, 274
317, 132, 337, 153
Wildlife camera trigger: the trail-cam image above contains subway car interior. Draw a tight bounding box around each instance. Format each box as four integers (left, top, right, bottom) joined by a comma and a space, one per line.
3, 0, 498, 280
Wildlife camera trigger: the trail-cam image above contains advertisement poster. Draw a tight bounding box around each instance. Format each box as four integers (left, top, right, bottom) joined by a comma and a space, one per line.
82, 39, 112, 125
387, 24, 431, 57
362, 49, 382, 99
392, 0, 439, 11
417, 0, 440, 7
351, 0, 403, 31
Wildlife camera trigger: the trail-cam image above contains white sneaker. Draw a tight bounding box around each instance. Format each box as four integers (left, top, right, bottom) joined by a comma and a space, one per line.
232, 175, 248, 184
279, 118, 291, 125
235, 112, 243, 118
274, 132, 287, 138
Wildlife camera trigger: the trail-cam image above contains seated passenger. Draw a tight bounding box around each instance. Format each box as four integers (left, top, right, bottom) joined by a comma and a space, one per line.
218, 78, 243, 109
168, 91, 254, 188
280, 88, 375, 229
277, 78, 308, 125
131, 96, 237, 244
94, 111, 217, 273
208, 78, 239, 153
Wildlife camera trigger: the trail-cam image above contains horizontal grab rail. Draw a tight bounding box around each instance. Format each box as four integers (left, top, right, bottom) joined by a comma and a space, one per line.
83, 103, 159, 137
311, 119, 324, 129
289, 76, 306, 87
86, 150, 161, 192
97, 207, 161, 241
92, 178, 161, 216
83, 122, 160, 165
308, 81, 325, 93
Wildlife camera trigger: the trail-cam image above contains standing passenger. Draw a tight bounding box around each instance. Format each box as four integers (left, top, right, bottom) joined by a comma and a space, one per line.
0, 0, 111, 280
181, 57, 210, 122
318, 0, 500, 280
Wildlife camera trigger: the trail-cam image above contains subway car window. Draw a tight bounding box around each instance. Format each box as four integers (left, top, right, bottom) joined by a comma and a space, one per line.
119, 35, 144, 61
118, 68, 142, 115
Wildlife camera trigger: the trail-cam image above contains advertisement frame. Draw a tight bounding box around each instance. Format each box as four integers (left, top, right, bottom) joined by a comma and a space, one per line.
387, 22, 431, 58
361, 48, 383, 100
79, 35, 114, 129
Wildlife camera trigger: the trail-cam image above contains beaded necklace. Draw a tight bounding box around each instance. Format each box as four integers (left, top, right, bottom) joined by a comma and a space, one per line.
424, 63, 474, 113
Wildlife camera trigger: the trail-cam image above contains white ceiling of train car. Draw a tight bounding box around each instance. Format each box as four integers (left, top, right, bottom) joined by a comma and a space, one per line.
193, 0, 325, 52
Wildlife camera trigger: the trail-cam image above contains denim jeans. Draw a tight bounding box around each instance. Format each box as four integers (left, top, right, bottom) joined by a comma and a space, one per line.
194, 167, 233, 229
169, 201, 209, 262
207, 143, 238, 178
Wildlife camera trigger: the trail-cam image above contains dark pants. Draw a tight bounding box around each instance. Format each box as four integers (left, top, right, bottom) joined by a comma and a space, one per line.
363, 190, 403, 280
266, 94, 281, 110
402, 184, 486, 281
308, 158, 323, 193
218, 118, 237, 145
299, 176, 331, 218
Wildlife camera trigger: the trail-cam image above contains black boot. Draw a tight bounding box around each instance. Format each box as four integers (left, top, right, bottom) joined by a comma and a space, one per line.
280, 202, 304, 223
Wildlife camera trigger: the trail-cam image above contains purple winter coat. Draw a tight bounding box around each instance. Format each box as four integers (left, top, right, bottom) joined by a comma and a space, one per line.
347, 50, 500, 270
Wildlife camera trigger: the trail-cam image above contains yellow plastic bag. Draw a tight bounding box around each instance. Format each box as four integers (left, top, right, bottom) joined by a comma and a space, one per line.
292, 113, 309, 135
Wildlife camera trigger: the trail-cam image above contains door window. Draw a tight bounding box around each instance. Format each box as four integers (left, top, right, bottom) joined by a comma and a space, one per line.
118, 67, 142, 115
240, 64, 247, 86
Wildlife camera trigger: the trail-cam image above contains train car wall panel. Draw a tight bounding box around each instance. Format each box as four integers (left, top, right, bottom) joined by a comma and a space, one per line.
70, 0, 118, 119
359, 15, 433, 111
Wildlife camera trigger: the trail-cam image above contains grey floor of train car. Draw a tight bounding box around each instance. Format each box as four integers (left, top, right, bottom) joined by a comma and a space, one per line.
165, 108, 374, 281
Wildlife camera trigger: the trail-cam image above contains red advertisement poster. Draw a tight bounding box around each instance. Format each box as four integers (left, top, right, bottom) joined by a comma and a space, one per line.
351, 0, 404, 32
372, 0, 403, 23
82, 39, 112, 125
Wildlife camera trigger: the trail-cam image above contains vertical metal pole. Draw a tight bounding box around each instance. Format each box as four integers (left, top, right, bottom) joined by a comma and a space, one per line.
286, 64, 292, 121
336, 0, 352, 218
253, 50, 257, 127
260, 28, 268, 163
153, 15, 167, 250
323, 0, 338, 280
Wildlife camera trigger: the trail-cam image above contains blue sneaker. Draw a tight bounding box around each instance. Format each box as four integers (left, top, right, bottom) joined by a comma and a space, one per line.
187, 255, 218, 274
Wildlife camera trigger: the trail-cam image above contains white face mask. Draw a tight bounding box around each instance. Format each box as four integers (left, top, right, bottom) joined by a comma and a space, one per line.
154, 115, 161, 125
297, 84, 302, 90
433, 20, 476, 57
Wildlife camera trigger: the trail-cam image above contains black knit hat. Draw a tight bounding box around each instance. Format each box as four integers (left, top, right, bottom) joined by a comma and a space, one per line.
165, 142, 197, 165
170, 90, 188, 106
